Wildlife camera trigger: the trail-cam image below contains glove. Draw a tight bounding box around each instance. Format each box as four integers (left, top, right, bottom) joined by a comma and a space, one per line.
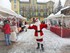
25, 25, 29, 28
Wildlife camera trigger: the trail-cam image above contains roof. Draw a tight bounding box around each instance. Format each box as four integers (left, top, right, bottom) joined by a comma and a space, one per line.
55, 10, 61, 15
47, 13, 55, 18
61, 6, 70, 11
0, 5, 17, 16
45, 13, 55, 19
17, 14, 27, 20
0, 5, 26, 19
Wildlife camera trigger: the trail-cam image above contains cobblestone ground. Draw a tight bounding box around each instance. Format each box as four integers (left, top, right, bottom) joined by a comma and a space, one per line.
0, 29, 70, 53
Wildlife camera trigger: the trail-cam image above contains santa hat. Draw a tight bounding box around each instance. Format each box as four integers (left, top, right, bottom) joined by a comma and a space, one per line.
33, 18, 41, 26
34, 18, 39, 22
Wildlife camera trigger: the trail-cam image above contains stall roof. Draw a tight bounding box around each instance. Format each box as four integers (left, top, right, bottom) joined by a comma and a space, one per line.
51, 6, 70, 18
44, 13, 55, 20
55, 10, 61, 15
61, 6, 70, 11
54, 10, 65, 18
46, 13, 55, 19
0, 5, 26, 19
17, 15, 27, 20
55, 14, 65, 18
55, 6, 70, 16
0, 5, 17, 16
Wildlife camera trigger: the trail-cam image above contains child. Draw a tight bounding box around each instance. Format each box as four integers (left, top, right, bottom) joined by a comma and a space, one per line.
3, 20, 11, 46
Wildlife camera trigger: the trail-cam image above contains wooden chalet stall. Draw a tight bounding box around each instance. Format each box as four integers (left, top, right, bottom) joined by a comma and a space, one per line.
50, 14, 64, 37
50, 6, 70, 38
61, 6, 70, 38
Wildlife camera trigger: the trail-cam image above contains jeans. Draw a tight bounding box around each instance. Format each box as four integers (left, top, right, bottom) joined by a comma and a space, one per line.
5, 34, 11, 45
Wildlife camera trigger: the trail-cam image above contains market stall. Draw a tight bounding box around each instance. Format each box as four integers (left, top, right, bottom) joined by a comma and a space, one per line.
44, 13, 55, 29
50, 6, 70, 38
0, 5, 26, 41
50, 14, 64, 37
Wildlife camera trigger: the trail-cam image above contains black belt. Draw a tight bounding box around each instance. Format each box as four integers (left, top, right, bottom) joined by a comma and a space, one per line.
35, 30, 42, 32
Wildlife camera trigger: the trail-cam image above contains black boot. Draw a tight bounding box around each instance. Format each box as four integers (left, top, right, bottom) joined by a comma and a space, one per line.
41, 44, 44, 51
36, 43, 40, 49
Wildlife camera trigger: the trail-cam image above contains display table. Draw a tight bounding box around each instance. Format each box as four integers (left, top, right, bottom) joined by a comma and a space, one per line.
50, 26, 70, 38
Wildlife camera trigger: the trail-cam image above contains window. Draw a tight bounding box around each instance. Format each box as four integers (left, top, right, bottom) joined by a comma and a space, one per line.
14, 4, 16, 8
20, 9, 23, 15
14, 0, 16, 3
37, 6, 40, 12
34, 13, 36, 16
9, 0, 11, 2
38, 13, 41, 16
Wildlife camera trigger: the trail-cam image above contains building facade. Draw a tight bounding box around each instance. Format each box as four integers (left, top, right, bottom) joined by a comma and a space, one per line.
64, 0, 70, 7
10, 0, 54, 20
10, 0, 20, 14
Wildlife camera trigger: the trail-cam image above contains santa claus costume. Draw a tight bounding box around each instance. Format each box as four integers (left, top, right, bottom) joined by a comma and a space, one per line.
28, 18, 47, 51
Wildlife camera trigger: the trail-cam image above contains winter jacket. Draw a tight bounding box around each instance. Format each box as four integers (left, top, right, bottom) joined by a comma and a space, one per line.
3, 24, 11, 34
28, 23, 47, 39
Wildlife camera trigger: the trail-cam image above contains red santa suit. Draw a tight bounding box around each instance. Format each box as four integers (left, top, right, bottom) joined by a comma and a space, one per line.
28, 19, 47, 43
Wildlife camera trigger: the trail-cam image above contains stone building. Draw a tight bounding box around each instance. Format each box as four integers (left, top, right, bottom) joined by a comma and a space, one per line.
10, 0, 54, 20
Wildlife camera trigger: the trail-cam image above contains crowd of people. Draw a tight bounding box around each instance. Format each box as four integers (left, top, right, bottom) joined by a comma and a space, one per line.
0, 18, 48, 51
0, 18, 27, 46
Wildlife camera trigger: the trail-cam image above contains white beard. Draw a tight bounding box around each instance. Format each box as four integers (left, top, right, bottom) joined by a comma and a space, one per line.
34, 21, 41, 26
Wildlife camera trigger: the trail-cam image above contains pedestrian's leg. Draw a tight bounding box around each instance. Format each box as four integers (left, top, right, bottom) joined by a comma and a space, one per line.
36, 43, 40, 49
5, 34, 9, 45
7, 34, 11, 45
41, 44, 44, 51
40, 38, 44, 51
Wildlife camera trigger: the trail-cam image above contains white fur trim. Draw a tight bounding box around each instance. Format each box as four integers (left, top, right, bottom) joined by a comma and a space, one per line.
25, 25, 29, 28
30, 24, 33, 26
35, 36, 43, 39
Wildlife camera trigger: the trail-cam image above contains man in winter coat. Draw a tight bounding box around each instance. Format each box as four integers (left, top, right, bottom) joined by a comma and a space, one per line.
3, 20, 11, 46
28, 18, 47, 51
